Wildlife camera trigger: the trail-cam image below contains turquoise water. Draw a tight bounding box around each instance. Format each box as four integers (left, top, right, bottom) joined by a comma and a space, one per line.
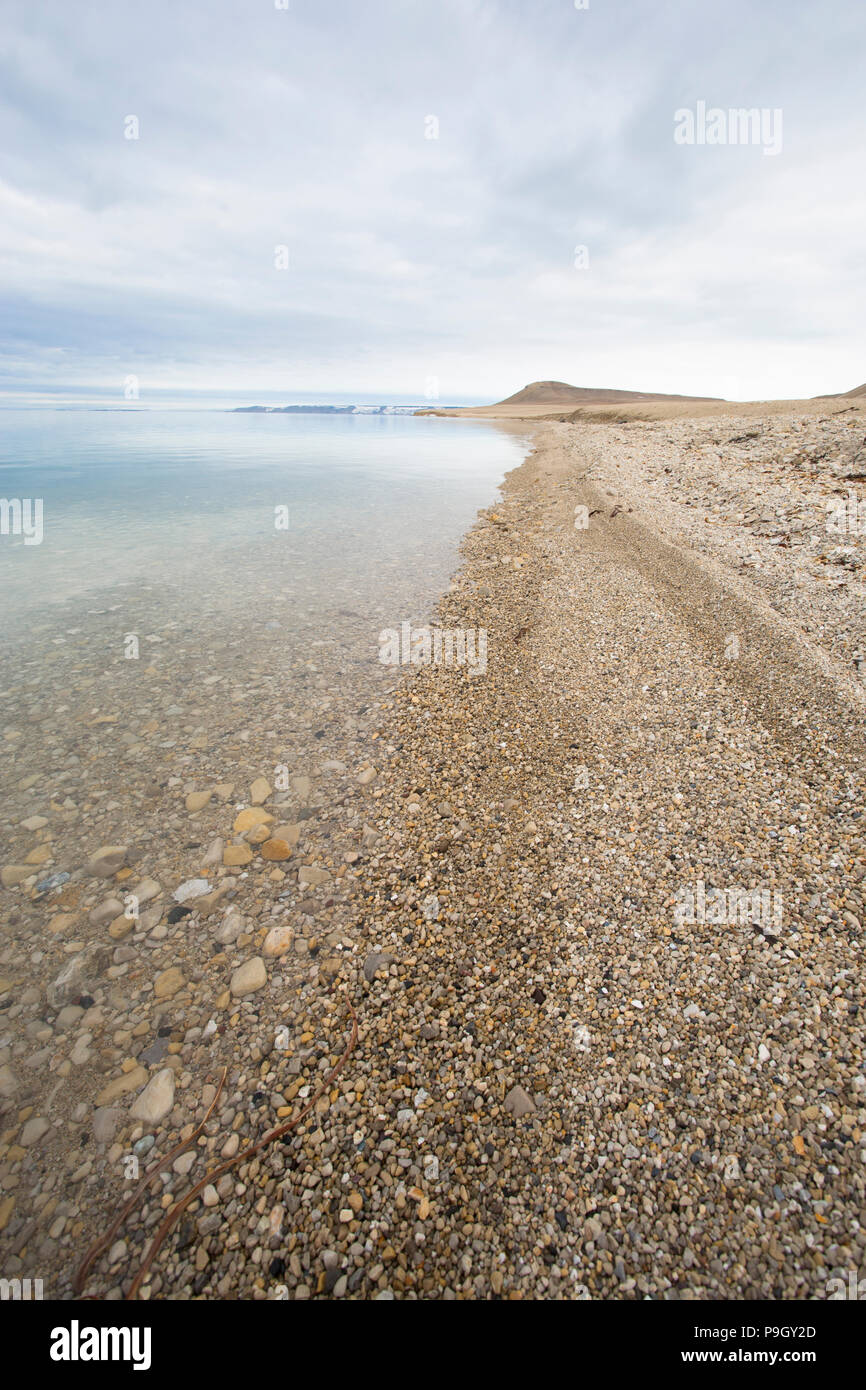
0, 411, 527, 642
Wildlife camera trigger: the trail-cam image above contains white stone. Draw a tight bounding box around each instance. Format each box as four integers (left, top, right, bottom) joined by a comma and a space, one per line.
172, 878, 211, 903
215, 911, 245, 945
130, 1068, 175, 1124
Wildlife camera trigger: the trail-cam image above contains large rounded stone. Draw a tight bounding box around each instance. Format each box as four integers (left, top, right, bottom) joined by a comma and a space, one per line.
230, 956, 267, 997
262, 925, 294, 958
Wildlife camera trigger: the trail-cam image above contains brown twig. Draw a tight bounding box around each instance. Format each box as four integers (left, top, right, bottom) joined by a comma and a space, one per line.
74, 1067, 227, 1296
126, 993, 359, 1300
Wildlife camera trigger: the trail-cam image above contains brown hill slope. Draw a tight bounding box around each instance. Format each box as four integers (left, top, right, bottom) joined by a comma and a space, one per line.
812, 381, 866, 400
495, 379, 724, 407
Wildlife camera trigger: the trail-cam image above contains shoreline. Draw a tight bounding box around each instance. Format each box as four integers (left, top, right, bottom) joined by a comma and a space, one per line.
416, 395, 866, 423
3, 408, 865, 1299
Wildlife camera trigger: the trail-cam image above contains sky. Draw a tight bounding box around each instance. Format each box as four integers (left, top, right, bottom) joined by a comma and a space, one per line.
0, 0, 864, 404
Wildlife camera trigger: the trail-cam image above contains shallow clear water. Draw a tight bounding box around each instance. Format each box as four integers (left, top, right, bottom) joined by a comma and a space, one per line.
0, 411, 528, 644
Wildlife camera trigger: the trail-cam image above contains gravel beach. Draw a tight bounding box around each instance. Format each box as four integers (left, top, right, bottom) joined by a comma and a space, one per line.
2, 408, 865, 1300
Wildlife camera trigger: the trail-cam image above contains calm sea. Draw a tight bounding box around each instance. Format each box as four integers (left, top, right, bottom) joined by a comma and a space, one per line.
0, 410, 528, 645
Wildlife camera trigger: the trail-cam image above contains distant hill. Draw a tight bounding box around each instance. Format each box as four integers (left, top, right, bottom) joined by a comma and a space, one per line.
813, 382, 866, 400
494, 380, 724, 407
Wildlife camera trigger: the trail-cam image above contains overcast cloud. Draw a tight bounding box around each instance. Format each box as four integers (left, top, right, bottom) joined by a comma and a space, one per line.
1, 0, 863, 401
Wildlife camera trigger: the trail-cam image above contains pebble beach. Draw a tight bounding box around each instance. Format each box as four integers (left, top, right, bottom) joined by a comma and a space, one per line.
2, 405, 865, 1301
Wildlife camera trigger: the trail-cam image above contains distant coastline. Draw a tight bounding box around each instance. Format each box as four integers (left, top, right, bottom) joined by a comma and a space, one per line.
231, 403, 425, 415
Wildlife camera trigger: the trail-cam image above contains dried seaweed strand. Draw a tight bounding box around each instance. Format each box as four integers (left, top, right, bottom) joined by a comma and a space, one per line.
73, 1066, 228, 1296
127, 994, 358, 1300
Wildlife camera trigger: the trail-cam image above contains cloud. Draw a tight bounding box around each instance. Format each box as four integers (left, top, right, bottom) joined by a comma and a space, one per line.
0, 0, 864, 400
